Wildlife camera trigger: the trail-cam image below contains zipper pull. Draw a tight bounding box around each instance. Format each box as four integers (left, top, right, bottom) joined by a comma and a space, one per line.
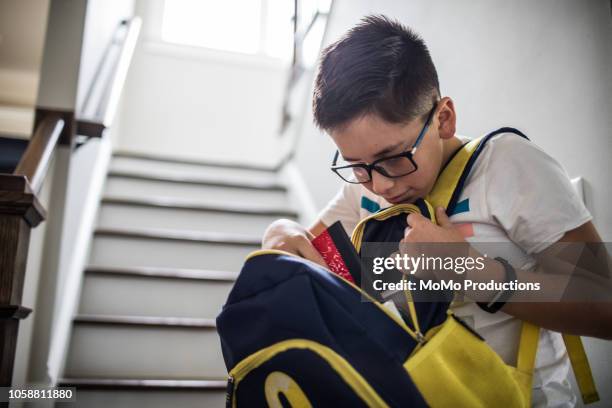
226, 375, 235, 408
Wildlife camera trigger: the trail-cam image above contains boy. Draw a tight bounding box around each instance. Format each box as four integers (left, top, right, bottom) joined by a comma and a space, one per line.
263, 15, 610, 406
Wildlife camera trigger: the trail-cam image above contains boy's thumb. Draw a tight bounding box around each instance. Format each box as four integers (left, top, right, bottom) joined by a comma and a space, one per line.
435, 207, 453, 228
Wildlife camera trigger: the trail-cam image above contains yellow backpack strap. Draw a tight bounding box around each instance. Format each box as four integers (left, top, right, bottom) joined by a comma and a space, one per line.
563, 334, 599, 404
428, 128, 530, 212
517, 326, 600, 405
426, 137, 481, 210
516, 322, 540, 407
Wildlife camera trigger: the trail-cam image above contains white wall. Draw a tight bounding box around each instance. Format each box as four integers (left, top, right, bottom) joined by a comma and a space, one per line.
0, 0, 50, 137
294, 1, 612, 404
297, 0, 612, 238
114, 0, 289, 166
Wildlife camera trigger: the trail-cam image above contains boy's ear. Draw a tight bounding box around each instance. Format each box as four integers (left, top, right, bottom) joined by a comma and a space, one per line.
436, 97, 456, 139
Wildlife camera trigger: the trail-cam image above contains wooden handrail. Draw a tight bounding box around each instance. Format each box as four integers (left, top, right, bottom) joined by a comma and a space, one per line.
77, 17, 141, 138
13, 115, 64, 194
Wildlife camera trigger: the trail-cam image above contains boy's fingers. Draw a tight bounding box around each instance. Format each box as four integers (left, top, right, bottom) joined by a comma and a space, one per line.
435, 206, 453, 228
406, 212, 425, 227
299, 239, 328, 268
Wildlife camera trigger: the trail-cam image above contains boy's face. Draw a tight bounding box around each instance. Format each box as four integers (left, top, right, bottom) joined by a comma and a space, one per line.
329, 97, 456, 204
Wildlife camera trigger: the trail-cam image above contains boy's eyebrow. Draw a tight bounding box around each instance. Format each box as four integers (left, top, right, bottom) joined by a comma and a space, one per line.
342, 141, 405, 162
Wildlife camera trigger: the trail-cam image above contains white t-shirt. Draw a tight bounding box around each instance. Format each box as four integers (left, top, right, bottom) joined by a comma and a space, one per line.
318, 132, 592, 407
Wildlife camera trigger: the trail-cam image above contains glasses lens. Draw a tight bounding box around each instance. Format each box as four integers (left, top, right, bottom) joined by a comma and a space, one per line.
335, 166, 370, 183
375, 156, 416, 177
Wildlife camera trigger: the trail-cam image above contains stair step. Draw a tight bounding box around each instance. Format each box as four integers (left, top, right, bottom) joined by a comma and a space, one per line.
55, 387, 226, 407
79, 270, 234, 318
111, 154, 279, 187
104, 176, 289, 207
59, 377, 227, 390
73, 314, 216, 328
101, 196, 298, 217
95, 227, 261, 245
90, 229, 259, 271
65, 315, 227, 379
108, 170, 286, 191
98, 199, 292, 235
85, 265, 238, 281
113, 150, 277, 172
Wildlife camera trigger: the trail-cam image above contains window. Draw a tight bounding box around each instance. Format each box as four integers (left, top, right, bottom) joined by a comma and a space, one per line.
161, 0, 295, 60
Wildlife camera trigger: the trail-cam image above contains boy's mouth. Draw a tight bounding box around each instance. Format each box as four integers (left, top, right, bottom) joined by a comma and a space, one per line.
386, 190, 416, 204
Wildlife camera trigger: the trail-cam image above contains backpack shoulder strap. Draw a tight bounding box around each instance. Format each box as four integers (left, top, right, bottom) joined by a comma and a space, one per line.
516, 325, 599, 405
430, 128, 599, 404
563, 334, 600, 404
427, 127, 529, 214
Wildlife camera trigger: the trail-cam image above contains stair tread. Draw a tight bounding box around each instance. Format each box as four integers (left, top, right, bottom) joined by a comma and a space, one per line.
94, 227, 261, 245
108, 169, 286, 191
85, 265, 238, 281
113, 150, 278, 172
74, 314, 217, 328
101, 195, 297, 217
58, 377, 227, 390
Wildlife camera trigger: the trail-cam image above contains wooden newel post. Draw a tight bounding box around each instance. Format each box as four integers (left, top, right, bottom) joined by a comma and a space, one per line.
0, 175, 46, 386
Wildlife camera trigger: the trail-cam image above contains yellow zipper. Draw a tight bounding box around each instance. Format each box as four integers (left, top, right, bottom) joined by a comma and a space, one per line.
228, 338, 389, 408
350, 202, 436, 250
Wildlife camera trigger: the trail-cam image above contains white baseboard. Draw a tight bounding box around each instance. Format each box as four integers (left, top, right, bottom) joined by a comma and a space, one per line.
281, 162, 318, 225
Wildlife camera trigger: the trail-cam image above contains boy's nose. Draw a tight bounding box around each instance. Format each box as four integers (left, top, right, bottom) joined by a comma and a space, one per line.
371, 170, 394, 196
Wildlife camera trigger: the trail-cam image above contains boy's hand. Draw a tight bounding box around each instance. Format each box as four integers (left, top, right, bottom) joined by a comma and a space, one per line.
401, 207, 465, 245
262, 219, 328, 267
400, 207, 469, 281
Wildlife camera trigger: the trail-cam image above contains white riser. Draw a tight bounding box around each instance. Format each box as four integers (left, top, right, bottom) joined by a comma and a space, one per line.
65, 325, 227, 379
89, 236, 257, 271
97, 203, 281, 236
79, 274, 233, 318
56, 389, 226, 408
111, 155, 277, 184
104, 177, 288, 207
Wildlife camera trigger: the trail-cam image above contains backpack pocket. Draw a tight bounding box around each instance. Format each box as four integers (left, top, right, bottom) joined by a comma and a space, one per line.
227, 338, 389, 408
405, 315, 527, 408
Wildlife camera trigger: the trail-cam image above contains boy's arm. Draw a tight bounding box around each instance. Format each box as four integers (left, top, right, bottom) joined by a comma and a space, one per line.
500, 220, 612, 339
403, 209, 612, 339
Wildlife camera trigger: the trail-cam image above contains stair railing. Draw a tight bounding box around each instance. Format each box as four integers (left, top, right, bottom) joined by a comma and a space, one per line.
0, 15, 140, 388
0, 113, 65, 387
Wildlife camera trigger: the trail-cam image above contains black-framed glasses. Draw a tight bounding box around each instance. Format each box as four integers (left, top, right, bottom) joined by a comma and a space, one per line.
330, 105, 437, 184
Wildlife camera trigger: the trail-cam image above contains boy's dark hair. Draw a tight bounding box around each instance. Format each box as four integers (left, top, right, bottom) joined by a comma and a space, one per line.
313, 15, 440, 131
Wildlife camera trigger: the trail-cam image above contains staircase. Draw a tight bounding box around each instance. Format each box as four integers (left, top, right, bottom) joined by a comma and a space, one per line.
57, 152, 298, 407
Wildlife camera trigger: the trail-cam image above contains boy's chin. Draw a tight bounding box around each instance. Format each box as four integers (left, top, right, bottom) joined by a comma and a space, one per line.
386, 191, 419, 204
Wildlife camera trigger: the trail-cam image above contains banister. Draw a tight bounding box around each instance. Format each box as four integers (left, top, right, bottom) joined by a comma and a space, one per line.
277, 1, 332, 168
13, 115, 64, 194
77, 17, 142, 138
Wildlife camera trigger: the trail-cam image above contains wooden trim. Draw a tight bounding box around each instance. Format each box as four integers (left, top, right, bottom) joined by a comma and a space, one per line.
73, 314, 216, 329
76, 119, 105, 138
14, 114, 65, 193
107, 171, 287, 191
58, 378, 227, 390
0, 319, 20, 386
113, 150, 277, 173
0, 216, 32, 306
102, 196, 297, 218
0, 175, 46, 227
94, 227, 261, 246
85, 265, 238, 282
0, 305, 32, 319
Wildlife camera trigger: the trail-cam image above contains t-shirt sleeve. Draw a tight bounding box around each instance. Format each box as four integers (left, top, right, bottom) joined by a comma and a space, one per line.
318, 183, 362, 235
484, 135, 592, 254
